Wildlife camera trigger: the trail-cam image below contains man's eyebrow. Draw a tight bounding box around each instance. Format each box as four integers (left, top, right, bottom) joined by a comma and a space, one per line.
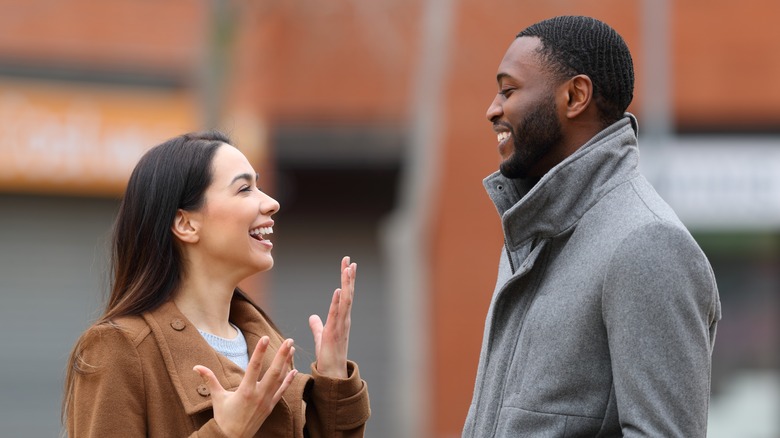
496, 72, 514, 84
229, 172, 259, 186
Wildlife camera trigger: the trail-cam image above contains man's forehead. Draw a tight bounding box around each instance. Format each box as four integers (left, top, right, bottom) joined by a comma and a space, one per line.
497, 36, 544, 81
503, 36, 542, 62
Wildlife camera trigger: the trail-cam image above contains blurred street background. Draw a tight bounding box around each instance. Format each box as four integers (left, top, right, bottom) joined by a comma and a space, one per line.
0, 0, 778, 437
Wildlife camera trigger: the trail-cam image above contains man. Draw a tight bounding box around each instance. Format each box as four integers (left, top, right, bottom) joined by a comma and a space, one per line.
463, 16, 721, 437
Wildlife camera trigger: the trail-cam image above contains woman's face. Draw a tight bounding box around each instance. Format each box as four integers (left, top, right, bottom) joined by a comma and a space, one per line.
189, 144, 280, 279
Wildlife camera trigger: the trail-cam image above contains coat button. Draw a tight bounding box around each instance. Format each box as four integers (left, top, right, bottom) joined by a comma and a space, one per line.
171, 319, 186, 331
197, 384, 210, 396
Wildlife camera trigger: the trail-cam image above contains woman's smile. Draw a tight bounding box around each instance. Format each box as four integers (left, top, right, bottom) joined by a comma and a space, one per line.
249, 223, 274, 249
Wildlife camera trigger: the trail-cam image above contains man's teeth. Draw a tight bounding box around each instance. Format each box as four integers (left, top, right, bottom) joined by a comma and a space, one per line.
497, 132, 511, 142
250, 226, 273, 237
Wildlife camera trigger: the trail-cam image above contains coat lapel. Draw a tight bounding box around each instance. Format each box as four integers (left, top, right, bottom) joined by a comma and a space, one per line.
142, 293, 307, 432
143, 299, 245, 415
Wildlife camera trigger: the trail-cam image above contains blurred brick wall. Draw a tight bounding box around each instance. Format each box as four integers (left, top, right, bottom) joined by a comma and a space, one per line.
3, 0, 777, 126
226, 0, 422, 122
0, 0, 205, 71
674, 0, 780, 129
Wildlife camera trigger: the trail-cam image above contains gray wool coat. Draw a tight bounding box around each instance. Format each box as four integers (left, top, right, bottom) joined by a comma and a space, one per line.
463, 115, 721, 438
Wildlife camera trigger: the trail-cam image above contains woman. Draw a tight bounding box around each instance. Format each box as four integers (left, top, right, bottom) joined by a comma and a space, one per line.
63, 131, 370, 437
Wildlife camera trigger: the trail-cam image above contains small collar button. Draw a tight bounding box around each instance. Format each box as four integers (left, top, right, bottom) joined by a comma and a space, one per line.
171, 319, 186, 331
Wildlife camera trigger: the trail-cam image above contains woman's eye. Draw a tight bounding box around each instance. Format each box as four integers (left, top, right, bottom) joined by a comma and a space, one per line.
239, 185, 252, 193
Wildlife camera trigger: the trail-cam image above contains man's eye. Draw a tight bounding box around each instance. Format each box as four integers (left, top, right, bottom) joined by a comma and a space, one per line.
500, 88, 514, 97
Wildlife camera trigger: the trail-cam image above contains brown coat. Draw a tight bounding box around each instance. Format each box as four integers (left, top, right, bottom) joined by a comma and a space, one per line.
68, 294, 370, 437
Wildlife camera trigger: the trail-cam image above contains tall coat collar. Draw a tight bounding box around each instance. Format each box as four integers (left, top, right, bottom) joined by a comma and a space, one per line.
483, 114, 641, 250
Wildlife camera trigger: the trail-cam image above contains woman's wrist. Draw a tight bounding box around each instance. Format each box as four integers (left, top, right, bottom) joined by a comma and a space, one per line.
315, 361, 348, 379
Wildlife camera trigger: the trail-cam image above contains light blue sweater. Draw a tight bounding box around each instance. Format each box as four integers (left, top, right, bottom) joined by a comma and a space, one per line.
198, 324, 249, 370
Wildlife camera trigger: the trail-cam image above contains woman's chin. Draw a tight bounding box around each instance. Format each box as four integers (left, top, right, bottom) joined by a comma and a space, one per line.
253, 256, 274, 273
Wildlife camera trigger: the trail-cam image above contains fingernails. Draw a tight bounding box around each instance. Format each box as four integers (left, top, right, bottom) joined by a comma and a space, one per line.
261, 337, 270, 346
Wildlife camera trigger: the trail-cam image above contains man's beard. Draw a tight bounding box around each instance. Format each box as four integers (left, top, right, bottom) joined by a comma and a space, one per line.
499, 95, 563, 179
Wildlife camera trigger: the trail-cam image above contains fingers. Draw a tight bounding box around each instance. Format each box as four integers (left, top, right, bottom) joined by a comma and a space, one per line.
321, 257, 356, 339
265, 340, 297, 402
273, 339, 295, 373
239, 337, 295, 396
340, 257, 356, 298
242, 336, 270, 387
339, 262, 356, 326
319, 287, 338, 329
259, 339, 295, 389
273, 369, 298, 401
193, 365, 224, 399
309, 314, 324, 348
193, 338, 298, 436
341, 256, 357, 298
340, 257, 351, 289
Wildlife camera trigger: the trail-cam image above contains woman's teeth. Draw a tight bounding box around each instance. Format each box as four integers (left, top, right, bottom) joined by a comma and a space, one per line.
250, 226, 273, 238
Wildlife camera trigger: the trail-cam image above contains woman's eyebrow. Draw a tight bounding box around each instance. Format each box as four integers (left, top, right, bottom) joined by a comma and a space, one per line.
229, 172, 259, 186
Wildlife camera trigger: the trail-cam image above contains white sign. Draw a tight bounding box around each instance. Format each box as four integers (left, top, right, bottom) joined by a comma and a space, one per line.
642, 137, 780, 231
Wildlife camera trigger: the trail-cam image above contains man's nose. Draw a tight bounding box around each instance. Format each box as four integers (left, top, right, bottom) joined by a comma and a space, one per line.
486, 95, 503, 122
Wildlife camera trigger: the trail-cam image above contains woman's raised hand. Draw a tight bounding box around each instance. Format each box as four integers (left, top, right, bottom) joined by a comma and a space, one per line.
308, 256, 357, 379
193, 337, 297, 438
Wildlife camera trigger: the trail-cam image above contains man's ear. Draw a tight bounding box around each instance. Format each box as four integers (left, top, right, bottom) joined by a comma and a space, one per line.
563, 74, 593, 119
171, 209, 200, 244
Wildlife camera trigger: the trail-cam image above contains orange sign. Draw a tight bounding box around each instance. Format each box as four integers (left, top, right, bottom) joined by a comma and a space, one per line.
0, 78, 200, 196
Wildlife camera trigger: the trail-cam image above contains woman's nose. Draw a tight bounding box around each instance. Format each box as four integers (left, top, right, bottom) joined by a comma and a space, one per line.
261, 193, 280, 216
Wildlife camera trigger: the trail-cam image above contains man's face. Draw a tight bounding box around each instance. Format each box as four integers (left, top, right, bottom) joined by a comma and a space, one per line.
486, 37, 564, 179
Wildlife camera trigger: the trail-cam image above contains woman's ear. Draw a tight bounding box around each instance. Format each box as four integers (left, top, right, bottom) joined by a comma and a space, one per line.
171, 209, 200, 244
564, 74, 593, 119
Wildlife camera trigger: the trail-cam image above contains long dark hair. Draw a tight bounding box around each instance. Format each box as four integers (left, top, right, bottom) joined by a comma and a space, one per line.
62, 130, 277, 425
108, 130, 225, 318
